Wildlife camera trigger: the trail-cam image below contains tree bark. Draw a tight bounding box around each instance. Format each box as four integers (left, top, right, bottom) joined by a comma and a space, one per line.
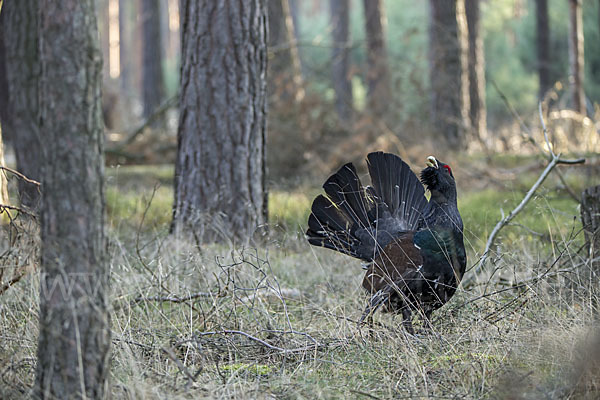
1, 0, 42, 209
535, 0, 551, 99
0, 9, 8, 131
119, 0, 133, 94
35, 1, 109, 398
268, 0, 303, 101
582, 186, 600, 262
330, 0, 353, 122
141, 0, 166, 122
172, 0, 268, 243
99, 0, 110, 81
465, 0, 486, 144
428, 0, 469, 150
362, 0, 391, 118
568, 0, 585, 114
0, 11, 9, 211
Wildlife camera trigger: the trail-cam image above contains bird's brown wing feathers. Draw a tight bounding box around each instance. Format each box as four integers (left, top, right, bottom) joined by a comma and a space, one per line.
361, 232, 423, 294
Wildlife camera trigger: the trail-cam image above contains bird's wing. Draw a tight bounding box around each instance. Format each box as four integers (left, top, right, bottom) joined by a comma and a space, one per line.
362, 231, 424, 294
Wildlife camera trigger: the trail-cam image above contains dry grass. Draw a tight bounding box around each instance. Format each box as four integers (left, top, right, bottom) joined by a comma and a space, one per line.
1, 160, 599, 399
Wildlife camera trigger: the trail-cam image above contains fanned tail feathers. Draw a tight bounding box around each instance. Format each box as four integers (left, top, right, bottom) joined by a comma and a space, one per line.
307, 152, 430, 261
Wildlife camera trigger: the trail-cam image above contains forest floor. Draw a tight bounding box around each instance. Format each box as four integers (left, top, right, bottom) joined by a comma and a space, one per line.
1, 154, 600, 399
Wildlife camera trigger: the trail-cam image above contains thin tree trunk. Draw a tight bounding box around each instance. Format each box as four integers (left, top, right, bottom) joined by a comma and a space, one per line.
119, 0, 132, 94
465, 0, 487, 143
362, 0, 391, 118
288, 0, 304, 76
35, 0, 109, 398
535, 0, 551, 99
428, 0, 469, 150
582, 186, 600, 262
141, 0, 166, 122
268, 0, 304, 101
160, 0, 170, 61
2, 0, 42, 209
330, 0, 353, 122
172, 0, 268, 242
99, 0, 110, 81
0, 9, 8, 132
568, 0, 585, 114
167, 0, 180, 62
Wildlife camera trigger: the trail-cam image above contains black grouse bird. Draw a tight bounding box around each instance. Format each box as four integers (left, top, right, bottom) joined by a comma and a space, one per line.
306, 152, 466, 333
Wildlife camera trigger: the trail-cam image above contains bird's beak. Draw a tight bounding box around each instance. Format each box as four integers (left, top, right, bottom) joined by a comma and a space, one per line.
426, 156, 439, 169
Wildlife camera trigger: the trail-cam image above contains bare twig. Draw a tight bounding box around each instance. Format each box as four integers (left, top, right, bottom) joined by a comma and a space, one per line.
467, 103, 585, 282
0, 203, 37, 219
160, 346, 197, 384
132, 291, 219, 304
490, 79, 542, 152
0, 166, 40, 186
0, 271, 28, 296
195, 330, 325, 354
554, 168, 580, 202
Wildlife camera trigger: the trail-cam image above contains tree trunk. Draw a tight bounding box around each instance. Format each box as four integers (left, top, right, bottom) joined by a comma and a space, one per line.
166, 0, 180, 62
35, 1, 109, 398
428, 0, 469, 150
1, 0, 42, 209
465, 0, 487, 144
141, 0, 166, 122
0, 9, 8, 132
288, 0, 304, 76
0, 11, 10, 211
582, 185, 600, 264
330, 0, 353, 123
119, 0, 133, 94
99, 0, 110, 81
568, 0, 585, 114
362, 0, 391, 118
172, 0, 268, 243
268, 0, 304, 101
535, 0, 551, 99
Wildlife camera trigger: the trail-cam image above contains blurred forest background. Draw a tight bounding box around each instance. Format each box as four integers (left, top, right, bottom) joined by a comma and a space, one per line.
2, 0, 594, 174
2, 0, 600, 398
68, 0, 600, 174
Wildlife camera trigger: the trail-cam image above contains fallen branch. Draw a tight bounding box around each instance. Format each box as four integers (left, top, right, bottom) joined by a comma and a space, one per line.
195, 329, 326, 354
467, 104, 585, 282
107, 94, 178, 151
0, 203, 37, 219
0, 166, 40, 186
132, 290, 219, 304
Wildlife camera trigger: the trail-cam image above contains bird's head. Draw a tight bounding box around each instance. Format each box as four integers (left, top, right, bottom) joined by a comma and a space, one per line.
420, 156, 457, 204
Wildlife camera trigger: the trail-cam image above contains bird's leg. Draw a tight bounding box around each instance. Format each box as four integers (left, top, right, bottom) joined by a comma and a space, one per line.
402, 308, 414, 335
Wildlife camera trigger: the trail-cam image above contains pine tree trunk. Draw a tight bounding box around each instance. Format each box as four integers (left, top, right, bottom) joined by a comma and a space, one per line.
172, 0, 268, 243
535, 0, 551, 99
99, 0, 110, 81
119, 0, 132, 94
0, 9, 8, 131
568, 0, 585, 114
288, 0, 304, 76
465, 0, 487, 144
582, 185, 600, 266
362, 0, 391, 118
268, 0, 303, 101
330, 0, 353, 123
428, 0, 469, 150
35, 1, 109, 398
141, 0, 166, 121
2, 0, 42, 209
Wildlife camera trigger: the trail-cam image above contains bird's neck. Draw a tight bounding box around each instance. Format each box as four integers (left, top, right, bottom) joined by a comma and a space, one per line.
425, 199, 463, 233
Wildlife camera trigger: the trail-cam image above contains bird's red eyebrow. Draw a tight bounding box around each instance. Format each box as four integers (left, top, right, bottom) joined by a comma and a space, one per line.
444, 165, 452, 174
